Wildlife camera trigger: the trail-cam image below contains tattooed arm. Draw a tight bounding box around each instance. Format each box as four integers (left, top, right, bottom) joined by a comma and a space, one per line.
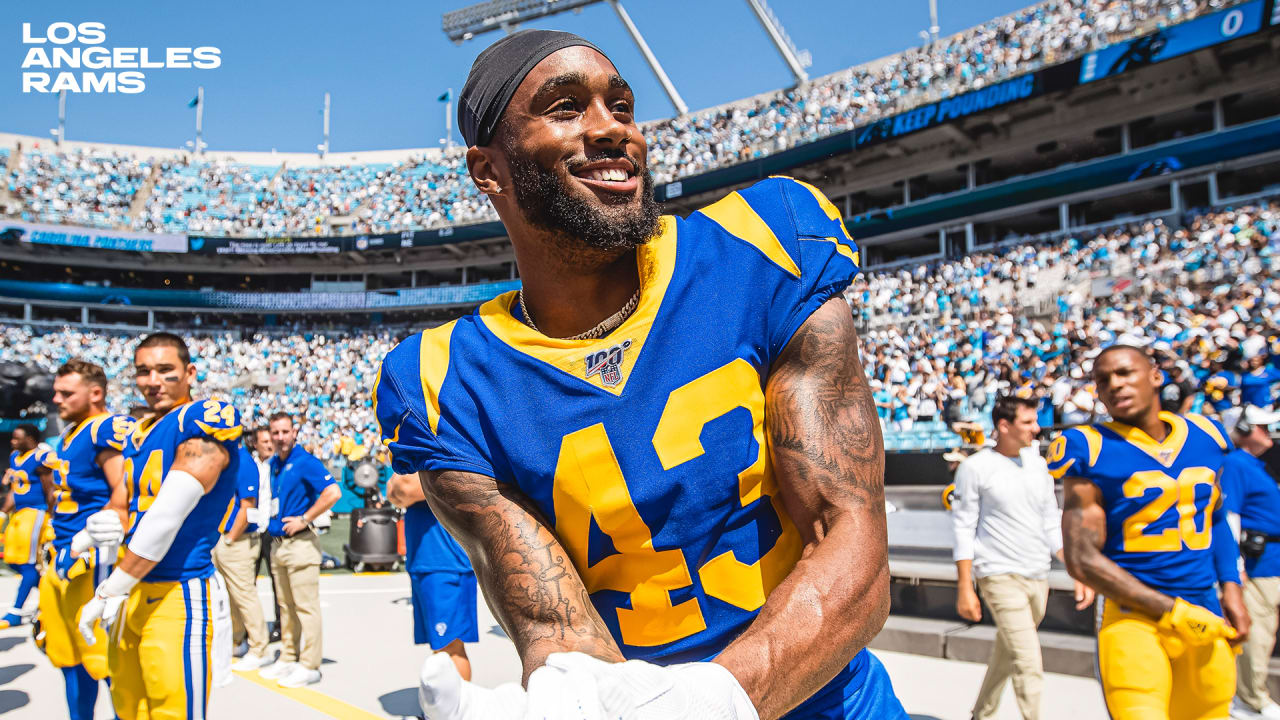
116, 436, 230, 578
1060, 475, 1172, 617
713, 297, 889, 720
421, 469, 624, 683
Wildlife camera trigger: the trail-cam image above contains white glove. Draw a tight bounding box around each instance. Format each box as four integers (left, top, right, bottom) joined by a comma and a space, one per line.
78, 568, 139, 645
523, 661, 615, 720
86, 509, 125, 546
78, 592, 126, 645
545, 653, 758, 720
418, 652, 527, 720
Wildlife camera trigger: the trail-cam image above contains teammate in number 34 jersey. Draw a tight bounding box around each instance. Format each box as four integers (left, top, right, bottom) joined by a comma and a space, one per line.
1053, 344, 1246, 720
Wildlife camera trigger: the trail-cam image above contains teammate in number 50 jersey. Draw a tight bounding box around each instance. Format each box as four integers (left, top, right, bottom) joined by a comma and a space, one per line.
2, 423, 55, 629
1053, 345, 1248, 720
38, 360, 134, 720
77, 332, 241, 720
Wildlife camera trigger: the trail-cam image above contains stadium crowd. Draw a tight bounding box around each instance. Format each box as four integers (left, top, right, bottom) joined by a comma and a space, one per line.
3, 195, 1278, 458
2, 0, 1239, 237
0, 326, 394, 466
856, 197, 1280, 441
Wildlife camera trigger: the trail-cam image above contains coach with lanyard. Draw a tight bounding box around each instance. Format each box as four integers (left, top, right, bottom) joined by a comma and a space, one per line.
1221, 404, 1280, 720
259, 412, 340, 687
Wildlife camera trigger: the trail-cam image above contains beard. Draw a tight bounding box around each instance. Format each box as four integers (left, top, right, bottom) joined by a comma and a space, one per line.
505, 148, 662, 257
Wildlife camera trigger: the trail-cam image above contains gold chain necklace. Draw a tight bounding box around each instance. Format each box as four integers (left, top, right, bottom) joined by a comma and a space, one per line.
518, 287, 641, 341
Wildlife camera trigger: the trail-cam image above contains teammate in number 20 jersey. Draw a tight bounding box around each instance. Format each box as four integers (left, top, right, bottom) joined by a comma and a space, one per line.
2, 424, 56, 629
377, 175, 905, 719
1053, 345, 1243, 720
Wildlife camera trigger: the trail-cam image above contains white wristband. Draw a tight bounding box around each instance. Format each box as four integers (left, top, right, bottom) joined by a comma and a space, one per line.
127, 469, 205, 562
98, 567, 141, 598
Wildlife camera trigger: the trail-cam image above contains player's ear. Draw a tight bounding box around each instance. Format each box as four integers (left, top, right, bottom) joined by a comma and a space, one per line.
466, 145, 506, 198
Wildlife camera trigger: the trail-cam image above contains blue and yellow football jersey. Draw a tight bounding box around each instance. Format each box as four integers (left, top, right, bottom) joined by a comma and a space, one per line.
7, 446, 55, 511
1047, 412, 1233, 610
47, 413, 134, 552
123, 399, 242, 583
378, 177, 902, 718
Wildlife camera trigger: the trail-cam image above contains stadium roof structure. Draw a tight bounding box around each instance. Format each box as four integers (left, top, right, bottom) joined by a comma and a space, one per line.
441, 0, 812, 116
442, 0, 600, 41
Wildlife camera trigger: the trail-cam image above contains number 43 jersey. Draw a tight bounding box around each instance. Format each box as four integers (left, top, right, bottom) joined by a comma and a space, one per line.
377, 177, 894, 716
1047, 412, 1234, 607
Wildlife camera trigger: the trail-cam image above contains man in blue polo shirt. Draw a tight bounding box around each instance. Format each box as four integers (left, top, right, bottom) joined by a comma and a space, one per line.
1222, 404, 1280, 720
386, 473, 478, 680
257, 413, 340, 689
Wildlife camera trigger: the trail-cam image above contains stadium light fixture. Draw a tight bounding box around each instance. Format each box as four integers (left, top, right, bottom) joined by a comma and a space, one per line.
442, 0, 690, 115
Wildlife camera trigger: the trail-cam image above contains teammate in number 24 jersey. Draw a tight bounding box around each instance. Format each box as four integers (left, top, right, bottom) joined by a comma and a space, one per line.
79, 334, 242, 720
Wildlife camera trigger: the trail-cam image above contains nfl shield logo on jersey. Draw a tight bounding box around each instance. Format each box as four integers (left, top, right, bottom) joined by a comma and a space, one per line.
585, 340, 633, 388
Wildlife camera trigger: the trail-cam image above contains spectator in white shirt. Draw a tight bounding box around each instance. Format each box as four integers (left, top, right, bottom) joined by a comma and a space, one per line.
952, 395, 1095, 720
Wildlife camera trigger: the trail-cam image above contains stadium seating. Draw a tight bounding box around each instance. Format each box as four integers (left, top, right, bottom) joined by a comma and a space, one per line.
1, 0, 1237, 237
4, 197, 1276, 454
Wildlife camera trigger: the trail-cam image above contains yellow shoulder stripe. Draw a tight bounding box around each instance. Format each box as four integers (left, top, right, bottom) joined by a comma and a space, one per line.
194, 420, 243, 443
419, 321, 458, 435
697, 191, 801, 278
1048, 458, 1076, 480
372, 360, 387, 442
1185, 413, 1228, 451
1079, 426, 1103, 468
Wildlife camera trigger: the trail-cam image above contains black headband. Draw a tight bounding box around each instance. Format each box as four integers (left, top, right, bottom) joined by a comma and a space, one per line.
458, 29, 609, 147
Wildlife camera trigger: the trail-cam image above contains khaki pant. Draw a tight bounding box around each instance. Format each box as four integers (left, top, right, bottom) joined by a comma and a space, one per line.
973, 574, 1049, 720
270, 531, 323, 670
212, 533, 269, 658
1238, 575, 1280, 710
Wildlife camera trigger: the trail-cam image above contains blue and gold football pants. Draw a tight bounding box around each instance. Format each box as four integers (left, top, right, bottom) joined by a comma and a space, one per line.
108, 574, 231, 720
1097, 598, 1235, 720
36, 549, 112, 678
4, 507, 51, 565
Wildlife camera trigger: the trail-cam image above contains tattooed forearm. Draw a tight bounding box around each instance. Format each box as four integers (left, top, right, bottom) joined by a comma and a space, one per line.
1061, 477, 1172, 617
715, 297, 889, 720
423, 470, 623, 682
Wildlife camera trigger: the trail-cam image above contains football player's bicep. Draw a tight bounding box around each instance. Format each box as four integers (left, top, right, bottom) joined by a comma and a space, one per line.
171, 437, 230, 493
96, 449, 127, 501
766, 296, 884, 540
1062, 476, 1106, 550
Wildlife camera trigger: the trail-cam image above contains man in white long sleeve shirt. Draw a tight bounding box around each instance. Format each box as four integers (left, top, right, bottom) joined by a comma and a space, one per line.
952, 394, 1094, 720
